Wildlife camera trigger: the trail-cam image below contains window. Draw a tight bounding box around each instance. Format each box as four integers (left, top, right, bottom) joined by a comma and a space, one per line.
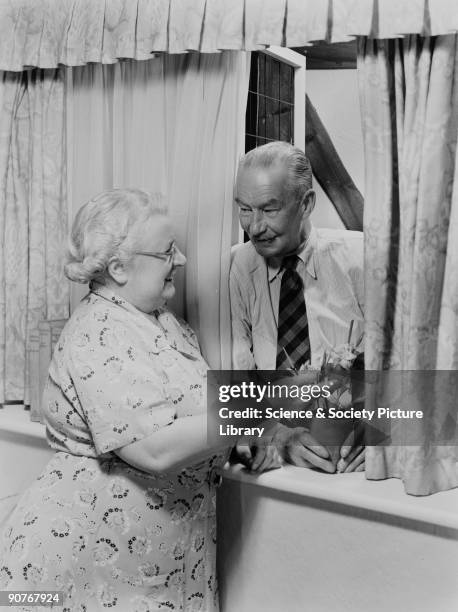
245, 46, 305, 153
246, 53, 295, 150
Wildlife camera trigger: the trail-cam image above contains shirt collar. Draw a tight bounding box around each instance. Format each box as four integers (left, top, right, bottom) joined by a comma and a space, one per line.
89, 281, 166, 318
89, 281, 184, 352
267, 226, 317, 282
90, 281, 130, 309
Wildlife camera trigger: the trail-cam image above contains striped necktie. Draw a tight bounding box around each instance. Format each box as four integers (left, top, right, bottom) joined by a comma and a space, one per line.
276, 255, 311, 370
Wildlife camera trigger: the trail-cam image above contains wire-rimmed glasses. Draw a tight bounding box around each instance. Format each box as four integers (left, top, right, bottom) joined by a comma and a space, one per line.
135, 242, 180, 264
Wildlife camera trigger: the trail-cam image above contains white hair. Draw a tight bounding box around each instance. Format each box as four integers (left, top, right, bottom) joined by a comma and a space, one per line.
65, 188, 167, 284
238, 141, 313, 204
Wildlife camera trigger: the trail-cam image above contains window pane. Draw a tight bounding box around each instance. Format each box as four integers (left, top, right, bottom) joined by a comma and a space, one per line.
245, 134, 257, 152
245, 92, 257, 136
245, 51, 295, 151
264, 56, 281, 101
257, 94, 266, 140
256, 136, 272, 147
272, 58, 280, 101
264, 55, 273, 99
265, 95, 280, 141
279, 103, 293, 142
248, 53, 258, 93
258, 53, 265, 96
280, 63, 294, 104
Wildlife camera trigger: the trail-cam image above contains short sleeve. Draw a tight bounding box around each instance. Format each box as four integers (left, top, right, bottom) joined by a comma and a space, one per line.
68, 310, 177, 456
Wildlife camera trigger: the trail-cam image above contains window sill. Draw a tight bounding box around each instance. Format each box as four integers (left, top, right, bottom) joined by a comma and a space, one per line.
0, 404, 46, 441
223, 463, 458, 533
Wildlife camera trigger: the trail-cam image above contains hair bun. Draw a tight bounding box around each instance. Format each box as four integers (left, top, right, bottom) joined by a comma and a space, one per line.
64, 261, 90, 283
64, 257, 105, 284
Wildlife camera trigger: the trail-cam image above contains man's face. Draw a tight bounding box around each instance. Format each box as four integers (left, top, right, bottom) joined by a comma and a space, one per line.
235, 164, 307, 259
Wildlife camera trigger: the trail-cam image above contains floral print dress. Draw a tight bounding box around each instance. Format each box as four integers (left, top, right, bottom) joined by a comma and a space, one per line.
0, 284, 226, 612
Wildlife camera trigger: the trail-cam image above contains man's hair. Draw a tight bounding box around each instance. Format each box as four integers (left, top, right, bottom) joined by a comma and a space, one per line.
65, 188, 167, 284
238, 141, 313, 204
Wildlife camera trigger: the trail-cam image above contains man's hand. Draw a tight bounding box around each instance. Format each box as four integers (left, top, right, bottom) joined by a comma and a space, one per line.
274, 424, 336, 473
336, 421, 366, 473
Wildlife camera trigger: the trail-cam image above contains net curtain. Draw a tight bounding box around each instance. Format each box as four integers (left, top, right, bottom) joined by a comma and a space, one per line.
66, 51, 249, 371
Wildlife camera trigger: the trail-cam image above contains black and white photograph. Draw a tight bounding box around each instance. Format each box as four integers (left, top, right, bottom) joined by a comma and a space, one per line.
0, 1, 457, 611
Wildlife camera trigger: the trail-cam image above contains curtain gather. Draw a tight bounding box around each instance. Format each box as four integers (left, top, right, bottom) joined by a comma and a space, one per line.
358, 34, 458, 495
0, 0, 457, 71
67, 52, 249, 369
0, 69, 70, 403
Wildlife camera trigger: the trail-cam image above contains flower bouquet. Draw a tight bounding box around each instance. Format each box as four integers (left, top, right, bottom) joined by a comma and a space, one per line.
309, 321, 364, 470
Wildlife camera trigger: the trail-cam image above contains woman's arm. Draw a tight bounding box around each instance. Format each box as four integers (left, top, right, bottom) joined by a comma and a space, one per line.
114, 413, 237, 475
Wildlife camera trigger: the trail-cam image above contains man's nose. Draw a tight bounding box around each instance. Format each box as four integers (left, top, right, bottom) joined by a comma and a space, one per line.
173, 247, 186, 267
249, 211, 266, 236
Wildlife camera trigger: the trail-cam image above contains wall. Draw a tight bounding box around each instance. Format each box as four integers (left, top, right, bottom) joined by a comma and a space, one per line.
307, 69, 364, 230
0, 406, 53, 529
218, 466, 458, 612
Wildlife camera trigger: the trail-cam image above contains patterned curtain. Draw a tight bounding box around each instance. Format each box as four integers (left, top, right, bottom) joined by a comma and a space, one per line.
358, 34, 458, 495
0, 69, 70, 404
0, 0, 457, 70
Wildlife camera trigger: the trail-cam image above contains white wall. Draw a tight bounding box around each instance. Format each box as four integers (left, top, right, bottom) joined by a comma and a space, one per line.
218, 467, 458, 612
0, 407, 53, 529
307, 69, 364, 230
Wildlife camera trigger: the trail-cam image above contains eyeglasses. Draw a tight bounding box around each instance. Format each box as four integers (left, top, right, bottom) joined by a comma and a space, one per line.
135, 242, 180, 264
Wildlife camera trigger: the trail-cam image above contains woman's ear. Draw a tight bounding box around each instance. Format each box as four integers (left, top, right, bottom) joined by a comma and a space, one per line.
300, 189, 316, 216
106, 257, 129, 285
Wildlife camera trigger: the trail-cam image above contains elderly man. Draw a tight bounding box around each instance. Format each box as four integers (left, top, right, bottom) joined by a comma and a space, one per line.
230, 141, 365, 473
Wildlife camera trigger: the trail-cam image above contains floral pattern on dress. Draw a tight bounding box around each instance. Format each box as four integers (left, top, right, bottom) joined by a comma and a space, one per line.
0, 284, 225, 610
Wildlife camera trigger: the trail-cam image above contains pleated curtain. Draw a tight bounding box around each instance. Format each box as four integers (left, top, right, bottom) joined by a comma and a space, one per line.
0, 69, 70, 403
358, 34, 458, 494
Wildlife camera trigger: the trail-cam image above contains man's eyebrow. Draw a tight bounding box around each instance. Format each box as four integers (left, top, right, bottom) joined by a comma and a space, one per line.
235, 197, 280, 207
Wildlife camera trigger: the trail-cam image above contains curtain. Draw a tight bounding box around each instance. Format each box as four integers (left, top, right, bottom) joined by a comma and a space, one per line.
0, 69, 70, 404
1, 0, 457, 71
67, 52, 249, 369
358, 34, 458, 495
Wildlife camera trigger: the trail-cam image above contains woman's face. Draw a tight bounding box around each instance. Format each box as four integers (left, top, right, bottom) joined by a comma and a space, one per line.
125, 215, 186, 312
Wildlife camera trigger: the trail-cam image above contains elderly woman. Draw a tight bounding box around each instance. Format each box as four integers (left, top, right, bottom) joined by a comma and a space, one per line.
0, 189, 247, 611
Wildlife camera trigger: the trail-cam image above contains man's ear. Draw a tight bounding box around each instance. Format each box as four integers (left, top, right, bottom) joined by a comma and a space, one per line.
299, 189, 316, 216
106, 257, 129, 285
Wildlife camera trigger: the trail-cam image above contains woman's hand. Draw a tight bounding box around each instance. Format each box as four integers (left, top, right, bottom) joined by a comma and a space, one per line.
231, 421, 287, 473
233, 438, 283, 473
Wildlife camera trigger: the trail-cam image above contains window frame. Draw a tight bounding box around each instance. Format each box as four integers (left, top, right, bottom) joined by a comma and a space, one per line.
262, 46, 306, 151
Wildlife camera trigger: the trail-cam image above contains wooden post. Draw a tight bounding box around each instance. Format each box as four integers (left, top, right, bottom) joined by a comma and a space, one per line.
305, 94, 364, 231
